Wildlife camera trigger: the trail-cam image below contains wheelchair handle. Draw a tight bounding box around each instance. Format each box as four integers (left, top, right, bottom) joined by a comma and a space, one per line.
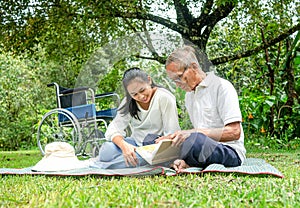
47, 83, 55, 87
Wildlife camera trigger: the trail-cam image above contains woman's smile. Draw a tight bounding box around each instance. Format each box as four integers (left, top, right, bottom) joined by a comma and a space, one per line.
127, 79, 156, 108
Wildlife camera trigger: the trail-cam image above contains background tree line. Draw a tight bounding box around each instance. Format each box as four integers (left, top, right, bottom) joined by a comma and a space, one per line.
0, 0, 299, 150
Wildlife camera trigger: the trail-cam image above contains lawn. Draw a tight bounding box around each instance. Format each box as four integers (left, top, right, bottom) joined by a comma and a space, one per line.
0, 149, 299, 207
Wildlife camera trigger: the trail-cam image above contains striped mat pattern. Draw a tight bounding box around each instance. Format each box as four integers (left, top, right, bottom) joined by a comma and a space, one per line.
169, 158, 284, 178
0, 158, 283, 178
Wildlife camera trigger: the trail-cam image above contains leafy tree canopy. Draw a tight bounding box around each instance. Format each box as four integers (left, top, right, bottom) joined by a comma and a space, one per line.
1, 0, 299, 65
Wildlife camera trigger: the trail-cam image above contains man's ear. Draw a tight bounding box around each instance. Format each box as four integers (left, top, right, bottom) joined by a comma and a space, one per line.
190, 62, 199, 73
191, 62, 198, 69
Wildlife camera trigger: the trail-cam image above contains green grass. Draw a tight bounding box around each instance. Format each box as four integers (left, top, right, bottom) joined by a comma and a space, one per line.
1, 149, 300, 207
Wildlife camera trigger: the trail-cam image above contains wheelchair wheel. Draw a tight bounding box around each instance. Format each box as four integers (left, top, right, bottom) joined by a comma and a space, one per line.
92, 138, 107, 158
92, 145, 100, 158
92, 129, 107, 157
81, 129, 106, 157
37, 108, 82, 155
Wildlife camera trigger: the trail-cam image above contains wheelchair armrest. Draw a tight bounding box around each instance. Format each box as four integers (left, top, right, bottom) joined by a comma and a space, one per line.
95, 92, 117, 98
95, 92, 120, 105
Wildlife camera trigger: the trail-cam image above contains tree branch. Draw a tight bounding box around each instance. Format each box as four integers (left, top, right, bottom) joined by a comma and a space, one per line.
211, 22, 300, 65
112, 11, 188, 35
173, 0, 193, 26
201, 2, 235, 41
198, 0, 214, 27
260, 25, 275, 95
109, 3, 164, 63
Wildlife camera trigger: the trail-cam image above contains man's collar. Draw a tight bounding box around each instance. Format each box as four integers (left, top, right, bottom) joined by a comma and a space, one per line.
194, 71, 215, 91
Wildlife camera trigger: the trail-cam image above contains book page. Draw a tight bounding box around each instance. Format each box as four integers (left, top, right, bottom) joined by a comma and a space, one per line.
136, 139, 180, 165
136, 143, 158, 159
153, 140, 180, 164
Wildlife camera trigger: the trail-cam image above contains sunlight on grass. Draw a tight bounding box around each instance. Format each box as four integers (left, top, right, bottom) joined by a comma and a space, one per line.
1, 150, 300, 207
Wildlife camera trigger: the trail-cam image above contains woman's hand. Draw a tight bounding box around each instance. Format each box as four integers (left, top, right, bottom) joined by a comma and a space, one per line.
112, 136, 138, 167
120, 142, 138, 167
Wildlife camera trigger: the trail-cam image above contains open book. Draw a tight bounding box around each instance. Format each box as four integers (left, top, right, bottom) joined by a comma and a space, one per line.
136, 139, 180, 165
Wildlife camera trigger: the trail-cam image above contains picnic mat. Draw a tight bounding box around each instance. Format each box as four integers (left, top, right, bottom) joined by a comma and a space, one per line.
0, 158, 284, 178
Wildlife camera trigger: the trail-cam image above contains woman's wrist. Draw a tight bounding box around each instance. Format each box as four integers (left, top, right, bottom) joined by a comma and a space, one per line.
112, 136, 126, 149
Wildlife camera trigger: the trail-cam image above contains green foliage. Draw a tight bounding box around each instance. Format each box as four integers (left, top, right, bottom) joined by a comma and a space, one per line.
0, 51, 36, 149
0, 47, 67, 150
232, 52, 299, 150
207, 1, 300, 149
0, 0, 299, 150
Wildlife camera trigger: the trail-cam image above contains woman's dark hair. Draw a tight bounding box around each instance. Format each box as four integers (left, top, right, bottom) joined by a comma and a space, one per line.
119, 67, 158, 120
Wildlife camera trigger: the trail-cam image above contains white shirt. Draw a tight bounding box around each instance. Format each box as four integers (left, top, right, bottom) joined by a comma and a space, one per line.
185, 72, 246, 163
105, 87, 181, 146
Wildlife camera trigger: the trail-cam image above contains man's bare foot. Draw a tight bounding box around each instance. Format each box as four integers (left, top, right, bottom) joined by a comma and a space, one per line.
171, 159, 190, 172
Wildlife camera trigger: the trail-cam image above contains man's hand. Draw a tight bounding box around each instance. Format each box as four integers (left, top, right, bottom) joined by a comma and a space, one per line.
154, 134, 173, 143
169, 130, 192, 147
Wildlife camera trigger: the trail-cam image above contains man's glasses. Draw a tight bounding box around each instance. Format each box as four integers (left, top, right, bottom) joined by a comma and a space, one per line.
172, 65, 188, 83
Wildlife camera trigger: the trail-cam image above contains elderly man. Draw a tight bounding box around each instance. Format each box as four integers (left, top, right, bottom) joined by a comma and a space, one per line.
163, 45, 246, 171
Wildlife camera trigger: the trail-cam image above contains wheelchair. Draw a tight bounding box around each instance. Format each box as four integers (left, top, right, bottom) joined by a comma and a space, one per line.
37, 82, 120, 157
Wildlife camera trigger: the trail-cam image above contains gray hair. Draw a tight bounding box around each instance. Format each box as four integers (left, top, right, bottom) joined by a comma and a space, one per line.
166, 45, 213, 72
165, 46, 199, 69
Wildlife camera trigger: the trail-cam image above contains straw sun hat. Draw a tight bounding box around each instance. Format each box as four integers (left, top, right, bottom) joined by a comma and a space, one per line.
32, 142, 89, 172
